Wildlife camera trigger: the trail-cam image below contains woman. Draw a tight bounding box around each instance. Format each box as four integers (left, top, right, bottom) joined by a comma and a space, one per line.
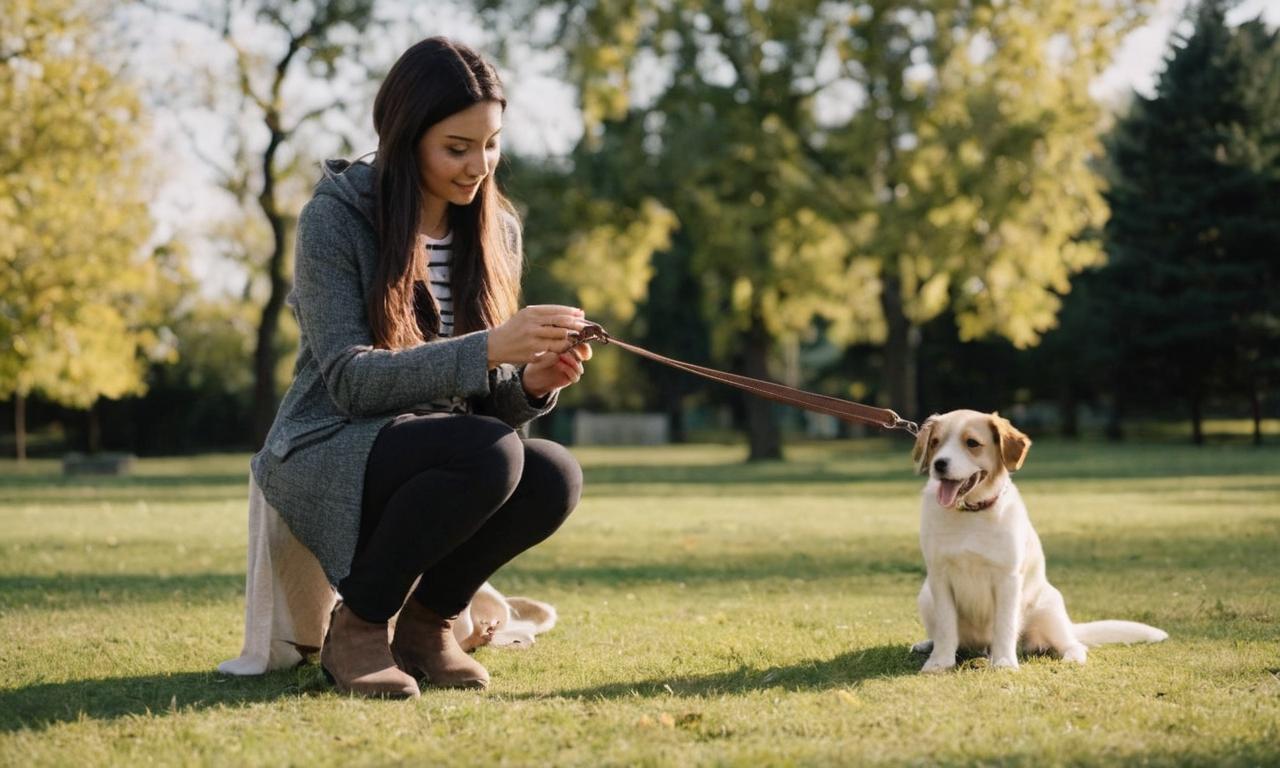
250, 37, 591, 699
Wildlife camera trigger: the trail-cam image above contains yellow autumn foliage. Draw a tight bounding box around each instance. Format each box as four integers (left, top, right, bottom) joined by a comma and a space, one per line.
0, 0, 182, 408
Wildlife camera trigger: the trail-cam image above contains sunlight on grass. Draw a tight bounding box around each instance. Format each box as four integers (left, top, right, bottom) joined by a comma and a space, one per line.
1, 440, 1277, 766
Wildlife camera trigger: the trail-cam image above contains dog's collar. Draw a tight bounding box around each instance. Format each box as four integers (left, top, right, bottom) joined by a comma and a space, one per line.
958, 479, 1008, 512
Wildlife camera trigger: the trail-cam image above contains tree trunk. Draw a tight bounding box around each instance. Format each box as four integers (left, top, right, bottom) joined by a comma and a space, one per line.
1251, 386, 1262, 446
1059, 386, 1079, 438
87, 400, 101, 454
252, 289, 284, 448
1190, 390, 1204, 446
663, 385, 687, 444
251, 121, 289, 448
743, 316, 782, 462
880, 273, 920, 421
1106, 370, 1125, 441
14, 393, 26, 463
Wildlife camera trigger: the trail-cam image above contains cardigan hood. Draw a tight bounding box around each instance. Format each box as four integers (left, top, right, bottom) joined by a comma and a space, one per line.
318, 158, 378, 227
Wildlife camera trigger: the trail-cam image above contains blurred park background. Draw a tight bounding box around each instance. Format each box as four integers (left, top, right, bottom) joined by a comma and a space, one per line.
2, 0, 1278, 463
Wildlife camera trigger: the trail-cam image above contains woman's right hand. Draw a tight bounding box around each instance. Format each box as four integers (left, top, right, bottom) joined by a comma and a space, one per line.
487, 305, 586, 367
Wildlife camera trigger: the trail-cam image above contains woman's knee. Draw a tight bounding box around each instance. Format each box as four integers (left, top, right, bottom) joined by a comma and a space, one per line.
457, 416, 525, 498
522, 439, 583, 518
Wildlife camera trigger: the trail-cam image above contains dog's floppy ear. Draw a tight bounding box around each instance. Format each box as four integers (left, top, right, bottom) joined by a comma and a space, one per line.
989, 411, 1031, 472
912, 415, 940, 475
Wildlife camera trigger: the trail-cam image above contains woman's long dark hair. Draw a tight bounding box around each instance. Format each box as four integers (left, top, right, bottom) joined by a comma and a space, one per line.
370, 37, 521, 350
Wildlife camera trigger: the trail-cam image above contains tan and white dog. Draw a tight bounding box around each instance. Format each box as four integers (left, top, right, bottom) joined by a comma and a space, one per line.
911, 410, 1166, 673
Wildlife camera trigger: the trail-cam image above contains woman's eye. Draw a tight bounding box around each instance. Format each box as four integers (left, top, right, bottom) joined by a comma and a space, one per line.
966, 438, 981, 449
448, 146, 468, 156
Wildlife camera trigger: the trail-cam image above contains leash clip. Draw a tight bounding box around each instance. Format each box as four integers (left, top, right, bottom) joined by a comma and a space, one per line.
888, 414, 919, 436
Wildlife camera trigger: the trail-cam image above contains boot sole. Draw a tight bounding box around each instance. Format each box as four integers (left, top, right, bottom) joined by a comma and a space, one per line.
321, 663, 420, 699
392, 650, 488, 690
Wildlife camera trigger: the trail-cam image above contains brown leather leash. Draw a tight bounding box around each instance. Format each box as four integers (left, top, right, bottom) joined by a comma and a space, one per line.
563, 321, 920, 436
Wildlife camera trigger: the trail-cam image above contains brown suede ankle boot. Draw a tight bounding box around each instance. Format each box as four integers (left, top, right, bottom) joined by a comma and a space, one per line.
391, 598, 490, 689
320, 602, 420, 699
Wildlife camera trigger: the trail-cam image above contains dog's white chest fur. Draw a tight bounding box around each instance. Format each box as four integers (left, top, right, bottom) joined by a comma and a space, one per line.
921, 490, 1026, 571
920, 484, 1031, 648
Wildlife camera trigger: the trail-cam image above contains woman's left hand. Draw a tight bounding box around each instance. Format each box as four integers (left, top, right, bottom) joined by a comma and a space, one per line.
522, 342, 593, 399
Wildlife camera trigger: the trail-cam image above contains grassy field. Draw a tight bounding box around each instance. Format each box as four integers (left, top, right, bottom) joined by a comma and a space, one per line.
0, 438, 1277, 766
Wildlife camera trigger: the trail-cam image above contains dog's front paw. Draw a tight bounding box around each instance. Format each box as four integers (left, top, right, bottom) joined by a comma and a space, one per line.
991, 655, 1019, 670
910, 639, 934, 655
458, 624, 498, 653
1060, 644, 1087, 664
920, 655, 955, 674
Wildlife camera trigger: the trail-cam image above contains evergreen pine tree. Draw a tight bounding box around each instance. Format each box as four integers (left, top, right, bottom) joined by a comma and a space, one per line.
1102, 0, 1280, 443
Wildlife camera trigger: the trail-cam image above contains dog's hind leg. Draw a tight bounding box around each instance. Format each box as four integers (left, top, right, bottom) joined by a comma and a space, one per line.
1027, 586, 1087, 664
990, 574, 1023, 670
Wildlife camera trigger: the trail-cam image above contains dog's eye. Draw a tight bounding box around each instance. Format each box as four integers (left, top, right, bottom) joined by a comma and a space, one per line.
966, 438, 981, 449
930, 438, 939, 447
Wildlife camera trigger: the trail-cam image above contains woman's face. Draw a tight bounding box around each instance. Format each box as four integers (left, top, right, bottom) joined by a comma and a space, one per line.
417, 100, 503, 209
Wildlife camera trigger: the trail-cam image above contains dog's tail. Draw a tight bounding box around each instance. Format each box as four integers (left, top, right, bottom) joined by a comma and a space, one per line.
506, 597, 557, 634
1072, 620, 1168, 647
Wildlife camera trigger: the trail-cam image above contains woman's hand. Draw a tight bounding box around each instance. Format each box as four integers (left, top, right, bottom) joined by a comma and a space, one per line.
487, 305, 586, 368
522, 342, 593, 400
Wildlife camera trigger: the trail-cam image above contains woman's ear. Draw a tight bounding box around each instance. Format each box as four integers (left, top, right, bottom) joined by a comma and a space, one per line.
912, 415, 939, 475
989, 412, 1031, 472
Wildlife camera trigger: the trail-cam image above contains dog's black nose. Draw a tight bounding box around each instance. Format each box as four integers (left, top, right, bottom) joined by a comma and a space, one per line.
933, 458, 949, 474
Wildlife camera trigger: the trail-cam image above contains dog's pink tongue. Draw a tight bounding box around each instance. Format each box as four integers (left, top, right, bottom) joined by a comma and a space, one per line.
937, 479, 961, 508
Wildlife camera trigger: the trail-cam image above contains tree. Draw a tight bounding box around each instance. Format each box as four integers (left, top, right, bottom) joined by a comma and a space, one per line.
141, 0, 378, 446
0, 0, 182, 461
488, 1, 889, 459
486, 0, 1138, 459
1222, 16, 1280, 445
844, 0, 1134, 418
1102, 0, 1280, 444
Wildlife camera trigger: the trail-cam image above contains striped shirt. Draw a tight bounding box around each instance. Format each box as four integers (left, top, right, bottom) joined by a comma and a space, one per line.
415, 232, 468, 414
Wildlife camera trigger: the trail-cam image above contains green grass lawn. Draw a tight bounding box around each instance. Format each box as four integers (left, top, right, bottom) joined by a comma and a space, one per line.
1, 439, 1277, 766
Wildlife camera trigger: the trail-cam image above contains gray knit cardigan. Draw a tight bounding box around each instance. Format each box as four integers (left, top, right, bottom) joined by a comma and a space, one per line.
249, 159, 558, 585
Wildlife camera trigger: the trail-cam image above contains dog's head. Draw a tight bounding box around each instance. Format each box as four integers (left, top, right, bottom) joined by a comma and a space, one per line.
912, 410, 1030, 509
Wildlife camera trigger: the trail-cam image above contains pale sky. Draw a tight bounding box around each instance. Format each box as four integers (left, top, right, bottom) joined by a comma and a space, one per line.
1093, 0, 1280, 104
133, 0, 1280, 297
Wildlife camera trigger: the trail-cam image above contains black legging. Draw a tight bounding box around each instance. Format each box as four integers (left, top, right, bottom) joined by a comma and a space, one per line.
337, 413, 581, 623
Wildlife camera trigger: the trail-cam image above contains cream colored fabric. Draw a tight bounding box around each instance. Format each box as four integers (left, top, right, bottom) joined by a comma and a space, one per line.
219, 474, 557, 676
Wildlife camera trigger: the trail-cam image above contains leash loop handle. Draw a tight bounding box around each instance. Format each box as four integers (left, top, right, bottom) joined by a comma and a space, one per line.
567, 321, 611, 346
